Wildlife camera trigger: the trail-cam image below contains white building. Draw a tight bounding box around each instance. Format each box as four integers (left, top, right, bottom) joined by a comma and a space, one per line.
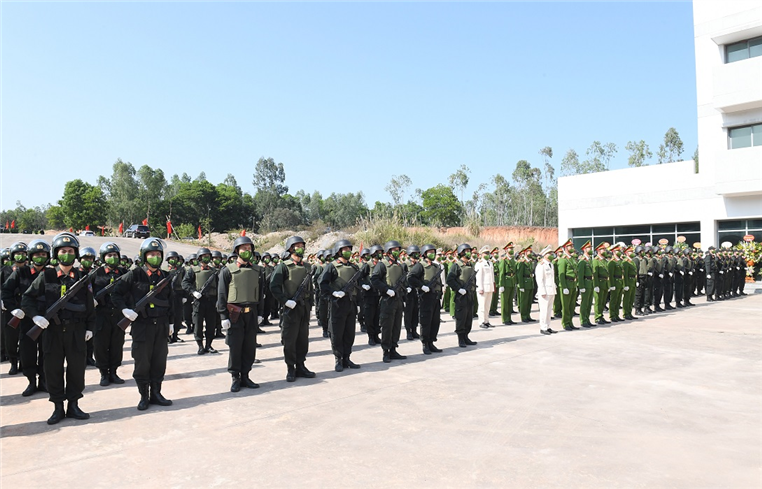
558, 0, 762, 250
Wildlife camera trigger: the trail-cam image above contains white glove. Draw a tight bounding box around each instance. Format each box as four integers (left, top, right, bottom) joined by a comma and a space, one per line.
85, 330, 93, 341
192, 291, 202, 299
563, 288, 569, 295
0, 300, 5, 310
736, 267, 740, 270
719, 271, 724, 274
421, 285, 430, 293
285, 300, 296, 309
221, 319, 231, 330
257, 316, 264, 324
609, 286, 615, 291
168, 324, 174, 335
11, 309, 25, 319
659, 274, 664, 278
122, 308, 138, 321
689, 271, 693, 275
33, 316, 49, 329
519, 288, 525, 292
332, 290, 345, 299
182, 298, 187, 303
93, 298, 99, 307
680, 271, 685, 275
386, 289, 396, 297
707, 275, 711, 279
361, 284, 371, 291
669, 273, 673, 277
458, 288, 467, 296
647, 272, 653, 276
594, 287, 600, 293
499, 287, 505, 293
624, 286, 630, 291
636, 282, 640, 287
406, 287, 412, 293
580, 288, 586, 293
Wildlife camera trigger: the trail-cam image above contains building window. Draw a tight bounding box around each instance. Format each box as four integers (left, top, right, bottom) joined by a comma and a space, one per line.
572, 222, 700, 248
728, 123, 762, 149
717, 219, 762, 246
725, 36, 762, 63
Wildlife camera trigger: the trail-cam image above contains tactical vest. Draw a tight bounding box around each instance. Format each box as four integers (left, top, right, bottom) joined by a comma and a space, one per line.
93, 267, 122, 308
226, 262, 260, 304
385, 259, 404, 288
423, 263, 442, 293
459, 264, 474, 285
44, 267, 89, 320
637, 256, 648, 275
283, 261, 309, 300
130, 268, 171, 318
193, 265, 217, 297
334, 262, 359, 298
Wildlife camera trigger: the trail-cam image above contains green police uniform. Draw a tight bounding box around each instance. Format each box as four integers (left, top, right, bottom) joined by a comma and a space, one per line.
592, 252, 610, 323
498, 255, 517, 324
622, 257, 637, 319
607, 258, 623, 321
557, 254, 578, 329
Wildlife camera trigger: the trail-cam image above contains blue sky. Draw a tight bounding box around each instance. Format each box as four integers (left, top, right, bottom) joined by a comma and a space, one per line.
1, 1, 696, 211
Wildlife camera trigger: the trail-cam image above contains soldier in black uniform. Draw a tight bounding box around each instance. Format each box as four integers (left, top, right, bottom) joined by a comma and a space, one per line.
183, 253, 196, 334
682, 249, 695, 307
652, 247, 665, 312
320, 239, 362, 372
360, 246, 382, 346
79, 246, 98, 366
0, 247, 11, 365
311, 250, 328, 337
447, 243, 478, 348
663, 246, 676, 310
270, 236, 316, 382
113, 238, 174, 411
21, 233, 95, 424
403, 245, 421, 341
166, 251, 185, 344
705, 246, 717, 301
407, 244, 443, 355
217, 236, 264, 392
183, 247, 220, 355
370, 240, 408, 363
1, 241, 27, 375
92, 242, 128, 387
2, 239, 49, 396
695, 251, 705, 296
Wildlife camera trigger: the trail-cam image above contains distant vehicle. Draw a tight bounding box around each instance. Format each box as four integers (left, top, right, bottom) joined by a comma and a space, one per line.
80, 230, 95, 237
124, 224, 150, 239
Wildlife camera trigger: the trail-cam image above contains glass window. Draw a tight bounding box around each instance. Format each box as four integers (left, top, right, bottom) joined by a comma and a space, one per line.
592, 227, 613, 236
682, 233, 701, 247
718, 232, 744, 245
750, 37, 762, 59
615, 225, 650, 235
652, 224, 674, 233
652, 234, 674, 246
616, 235, 649, 246
748, 219, 762, 230
572, 238, 589, 251
753, 125, 762, 147
726, 40, 749, 63
729, 126, 752, 149
718, 220, 744, 230
677, 222, 700, 233
573, 228, 592, 237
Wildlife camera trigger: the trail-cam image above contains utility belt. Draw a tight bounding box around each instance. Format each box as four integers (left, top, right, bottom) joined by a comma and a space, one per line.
135, 316, 168, 326
227, 302, 256, 323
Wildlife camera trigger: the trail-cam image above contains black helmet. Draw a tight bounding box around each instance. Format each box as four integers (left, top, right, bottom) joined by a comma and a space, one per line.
316, 249, 325, 260
683, 248, 691, 256
634, 245, 644, 254
10, 241, 28, 262
211, 250, 222, 258
359, 248, 370, 258
52, 232, 80, 260
28, 239, 51, 263
0, 248, 9, 263
456, 243, 472, 256
285, 235, 306, 253
665, 246, 673, 253
334, 239, 352, 257
166, 250, 179, 260
197, 247, 212, 258
187, 253, 197, 262
120, 254, 129, 262
421, 244, 437, 256
139, 238, 164, 263
134, 255, 142, 263
262, 252, 271, 259
384, 240, 402, 253
99, 242, 120, 262
406, 245, 421, 256
281, 250, 291, 260
80, 247, 96, 258
369, 244, 383, 257
232, 236, 254, 255
252, 251, 261, 260
708, 246, 716, 251
177, 254, 185, 263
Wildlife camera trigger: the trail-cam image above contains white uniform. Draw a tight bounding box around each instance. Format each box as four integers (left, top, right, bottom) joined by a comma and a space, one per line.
474, 258, 495, 325
535, 259, 556, 331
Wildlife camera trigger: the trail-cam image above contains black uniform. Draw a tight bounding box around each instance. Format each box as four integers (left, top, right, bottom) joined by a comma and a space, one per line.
320, 259, 360, 365
360, 259, 381, 344
183, 263, 219, 352
92, 265, 128, 378
370, 258, 406, 358
270, 258, 313, 373
407, 260, 443, 352
446, 260, 476, 342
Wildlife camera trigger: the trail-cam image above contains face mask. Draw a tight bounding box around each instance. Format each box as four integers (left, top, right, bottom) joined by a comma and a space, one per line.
427, 252, 436, 260
14, 254, 26, 263
263, 258, 270, 264
342, 251, 352, 260
616, 251, 623, 258
213, 258, 221, 265
106, 256, 118, 266
58, 253, 76, 266
239, 250, 253, 262
201, 256, 211, 264
80, 259, 93, 269
146, 255, 162, 267
32, 255, 47, 266
168, 258, 177, 266
464, 252, 471, 259
391, 251, 400, 258
410, 254, 420, 260
120, 260, 128, 267
571, 253, 579, 259
293, 247, 305, 258
272, 257, 279, 263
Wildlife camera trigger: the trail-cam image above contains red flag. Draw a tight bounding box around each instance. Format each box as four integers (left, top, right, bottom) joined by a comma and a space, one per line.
11, 220, 15, 229
69, 227, 73, 233
85, 224, 90, 231
4, 221, 8, 230
142, 218, 148, 226
166, 221, 172, 235
118, 222, 124, 234
240, 229, 246, 237
197, 225, 202, 239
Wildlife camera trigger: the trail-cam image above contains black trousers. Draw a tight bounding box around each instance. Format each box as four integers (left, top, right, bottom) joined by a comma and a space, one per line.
663, 274, 674, 305
226, 308, 258, 375
363, 294, 380, 339
42, 319, 86, 403
317, 295, 329, 333
634, 275, 647, 310
379, 296, 403, 352
281, 302, 309, 367
454, 294, 474, 335
706, 278, 715, 298
183, 298, 193, 329
193, 297, 217, 344
404, 292, 419, 333
418, 293, 441, 343
3, 319, 20, 361
171, 289, 185, 327
330, 298, 357, 359
653, 276, 663, 307
19, 318, 44, 379
94, 308, 125, 371
131, 318, 169, 385
674, 273, 684, 303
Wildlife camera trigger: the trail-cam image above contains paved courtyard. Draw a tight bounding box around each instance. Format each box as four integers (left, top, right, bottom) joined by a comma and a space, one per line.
2, 292, 760, 488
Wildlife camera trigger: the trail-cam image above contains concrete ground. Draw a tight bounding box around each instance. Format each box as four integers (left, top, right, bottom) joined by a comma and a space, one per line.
1, 292, 760, 488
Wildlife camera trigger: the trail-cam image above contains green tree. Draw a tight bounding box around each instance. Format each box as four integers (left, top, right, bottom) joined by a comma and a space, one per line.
384, 174, 412, 208
46, 205, 65, 229
420, 185, 461, 227
584, 141, 617, 172
539, 147, 557, 227
322, 192, 368, 229
657, 127, 684, 164
625, 140, 653, 167
60, 179, 108, 230
136, 165, 167, 225
99, 159, 139, 226
561, 149, 582, 176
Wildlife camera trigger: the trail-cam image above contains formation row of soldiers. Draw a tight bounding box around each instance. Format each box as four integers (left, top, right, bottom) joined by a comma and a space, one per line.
0, 233, 750, 425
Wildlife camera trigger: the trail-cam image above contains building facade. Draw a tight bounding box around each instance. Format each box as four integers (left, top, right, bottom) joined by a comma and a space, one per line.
558, 0, 762, 250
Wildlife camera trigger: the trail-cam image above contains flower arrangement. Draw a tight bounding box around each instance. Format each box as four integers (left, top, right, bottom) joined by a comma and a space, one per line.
736, 239, 761, 280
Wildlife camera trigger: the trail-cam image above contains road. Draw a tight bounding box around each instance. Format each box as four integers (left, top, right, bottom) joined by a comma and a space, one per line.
0, 234, 209, 259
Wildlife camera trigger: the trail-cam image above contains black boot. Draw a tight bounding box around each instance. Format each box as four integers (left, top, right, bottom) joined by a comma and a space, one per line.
411, 330, 420, 339
8, 359, 18, 375
110, 368, 125, 384
137, 384, 150, 411
406, 331, 414, 340
86, 355, 96, 367
458, 333, 467, 348
196, 340, 206, 355
343, 356, 361, 369
464, 334, 477, 346
296, 363, 316, 378
99, 369, 111, 387
334, 356, 344, 372
389, 349, 407, 360
47, 401, 66, 425
66, 399, 90, 420
429, 342, 442, 353
37, 376, 47, 392
22, 376, 37, 397
205, 340, 218, 354
149, 382, 173, 406
422, 342, 432, 355
286, 365, 296, 382
231, 373, 241, 392
241, 372, 260, 389
382, 350, 391, 363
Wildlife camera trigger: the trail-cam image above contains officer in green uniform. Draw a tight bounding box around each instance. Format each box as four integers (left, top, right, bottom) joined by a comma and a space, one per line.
446, 243, 478, 347
556, 239, 578, 330
592, 242, 610, 325
516, 247, 535, 323
270, 236, 316, 382
183, 247, 220, 355
320, 239, 362, 372
370, 240, 408, 363
607, 244, 624, 322
407, 244, 444, 354
621, 246, 638, 320
217, 236, 264, 392
489, 247, 500, 317
22, 233, 95, 424
576, 241, 594, 328
497, 242, 517, 325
